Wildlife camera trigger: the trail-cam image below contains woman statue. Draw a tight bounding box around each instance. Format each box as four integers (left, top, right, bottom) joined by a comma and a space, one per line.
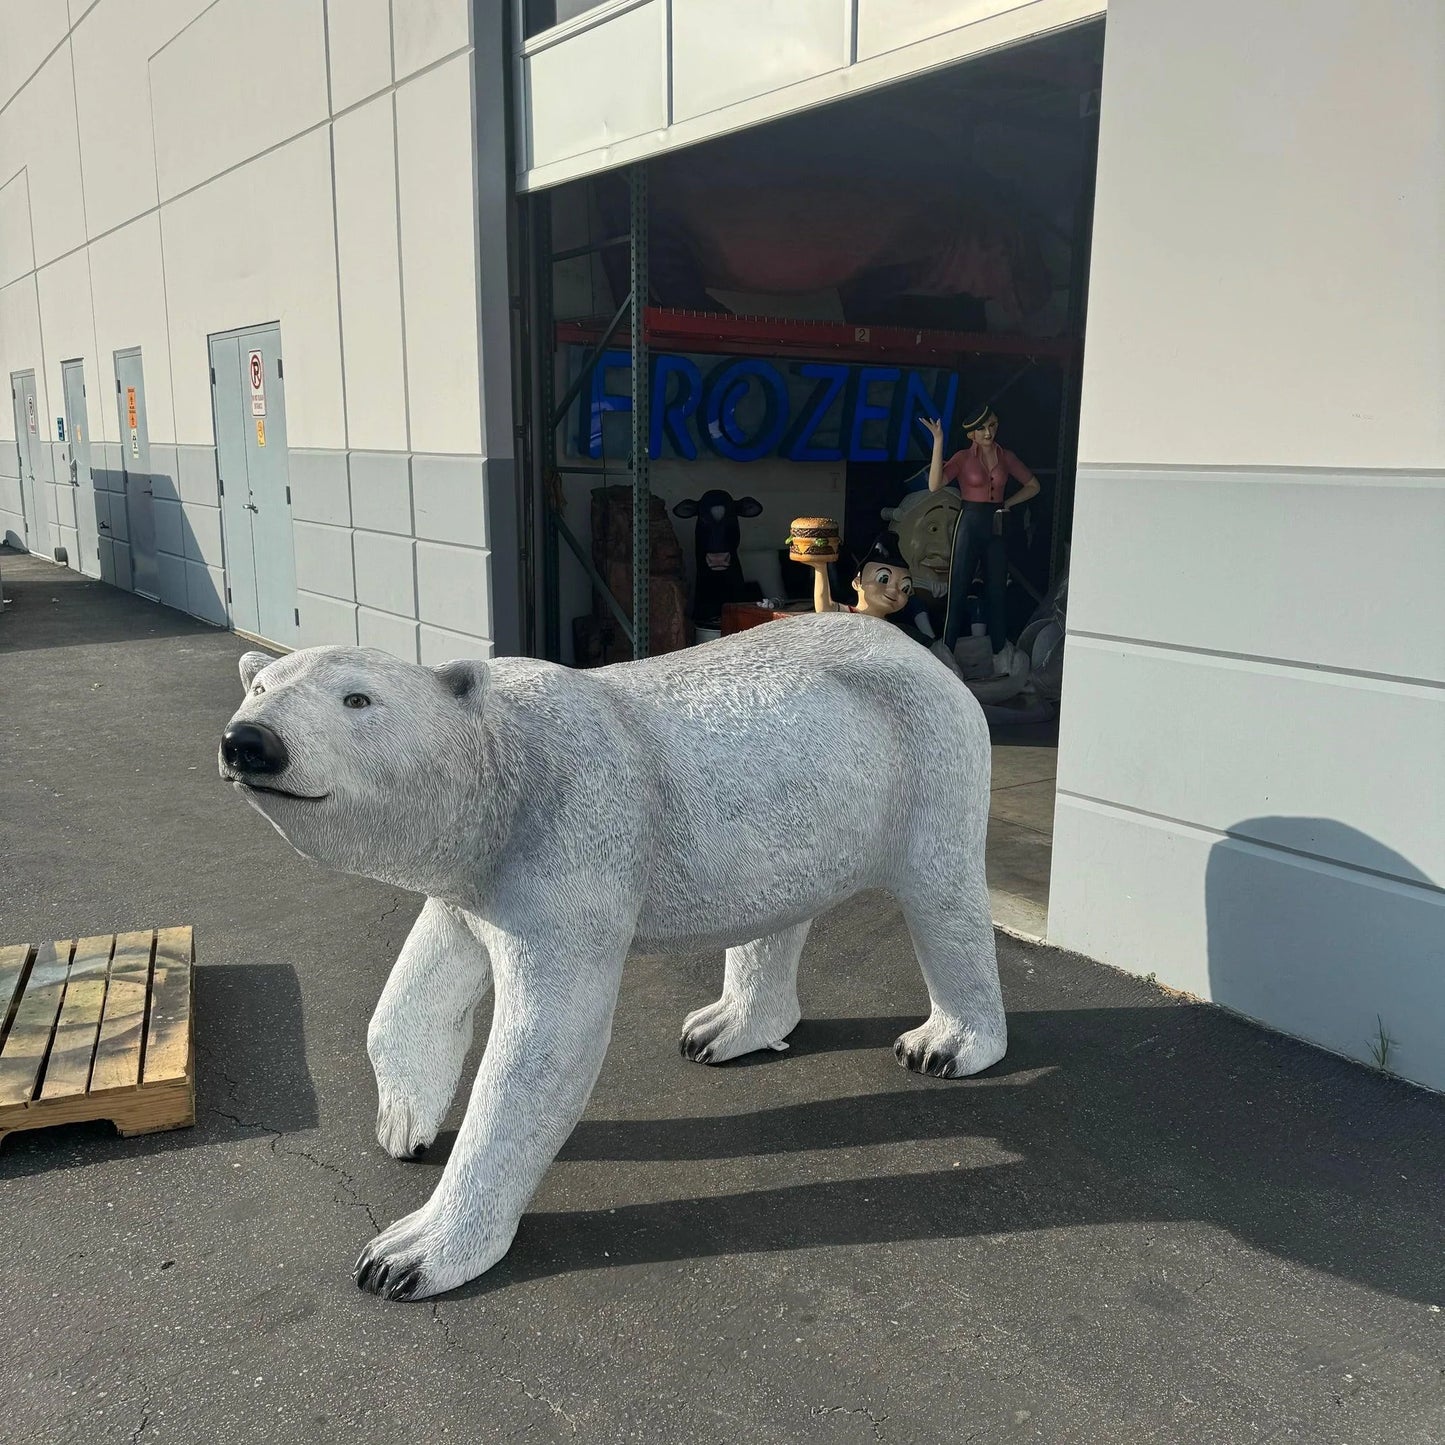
920, 401, 1040, 659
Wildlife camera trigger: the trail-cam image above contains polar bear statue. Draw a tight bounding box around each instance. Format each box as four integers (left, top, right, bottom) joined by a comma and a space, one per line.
219, 612, 1005, 1300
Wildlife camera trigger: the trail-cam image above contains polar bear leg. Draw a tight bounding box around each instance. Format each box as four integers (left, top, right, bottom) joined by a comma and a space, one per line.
368, 897, 493, 1159
894, 880, 1006, 1078
679, 919, 810, 1064
355, 924, 629, 1300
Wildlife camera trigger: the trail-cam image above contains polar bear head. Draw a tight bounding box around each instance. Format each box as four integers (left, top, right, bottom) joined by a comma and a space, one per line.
219, 646, 490, 892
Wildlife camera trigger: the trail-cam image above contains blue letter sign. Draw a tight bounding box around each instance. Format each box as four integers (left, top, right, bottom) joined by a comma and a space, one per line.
573, 349, 958, 464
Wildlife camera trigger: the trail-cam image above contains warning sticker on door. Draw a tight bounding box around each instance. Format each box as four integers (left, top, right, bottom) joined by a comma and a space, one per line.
130, 426, 140, 459
256, 417, 266, 448
126, 386, 137, 429
26, 394, 36, 432
249, 350, 267, 416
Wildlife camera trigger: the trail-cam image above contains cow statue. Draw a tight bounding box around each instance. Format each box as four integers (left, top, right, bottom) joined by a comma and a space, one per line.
672, 489, 763, 629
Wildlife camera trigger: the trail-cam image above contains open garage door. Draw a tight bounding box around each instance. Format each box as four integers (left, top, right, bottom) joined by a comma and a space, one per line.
515, 0, 1106, 192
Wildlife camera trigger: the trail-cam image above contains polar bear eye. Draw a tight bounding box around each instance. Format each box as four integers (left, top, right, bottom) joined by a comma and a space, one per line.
343, 692, 372, 709
251, 683, 265, 696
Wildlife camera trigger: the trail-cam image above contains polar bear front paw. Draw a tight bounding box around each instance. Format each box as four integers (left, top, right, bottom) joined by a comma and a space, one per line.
375, 1091, 440, 1160
679, 995, 800, 1065
894, 1013, 1006, 1079
354, 1201, 515, 1301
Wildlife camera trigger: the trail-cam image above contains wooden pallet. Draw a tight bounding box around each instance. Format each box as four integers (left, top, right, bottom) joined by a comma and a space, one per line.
0, 927, 195, 1148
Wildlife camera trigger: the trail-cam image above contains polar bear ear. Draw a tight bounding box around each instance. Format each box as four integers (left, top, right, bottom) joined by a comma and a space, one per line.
433, 658, 489, 705
239, 651, 272, 691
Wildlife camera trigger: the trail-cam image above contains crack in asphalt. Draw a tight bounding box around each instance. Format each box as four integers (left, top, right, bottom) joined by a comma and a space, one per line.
430, 1302, 458, 1348
270, 1134, 383, 1233
501, 1373, 578, 1433
198, 1040, 383, 1232
810, 1403, 889, 1441
128, 1391, 152, 1444
426, 1307, 575, 1433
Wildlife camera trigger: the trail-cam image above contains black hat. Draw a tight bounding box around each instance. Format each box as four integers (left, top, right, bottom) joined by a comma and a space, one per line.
854, 531, 909, 579
958, 399, 995, 433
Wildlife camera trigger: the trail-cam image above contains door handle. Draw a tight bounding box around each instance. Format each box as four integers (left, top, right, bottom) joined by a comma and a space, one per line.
99, 520, 111, 530
244, 501, 259, 512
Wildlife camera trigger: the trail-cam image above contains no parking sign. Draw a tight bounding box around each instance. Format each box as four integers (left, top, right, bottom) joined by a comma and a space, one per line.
249, 350, 266, 416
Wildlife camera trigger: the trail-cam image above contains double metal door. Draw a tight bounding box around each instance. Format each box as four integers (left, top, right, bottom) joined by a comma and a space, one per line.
210, 325, 298, 646
10, 370, 50, 555
114, 348, 159, 599
61, 360, 101, 578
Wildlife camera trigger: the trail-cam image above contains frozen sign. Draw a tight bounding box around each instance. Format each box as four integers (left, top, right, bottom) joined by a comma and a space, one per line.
571, 348, 957, 464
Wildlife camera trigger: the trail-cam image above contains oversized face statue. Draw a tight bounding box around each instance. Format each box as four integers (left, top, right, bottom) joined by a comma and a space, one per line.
883, 488, 961, 597
853, 560, 912, 617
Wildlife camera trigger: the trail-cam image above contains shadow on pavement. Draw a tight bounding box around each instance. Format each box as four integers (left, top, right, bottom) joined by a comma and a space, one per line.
416, 999, 1445, 1309
0, 548, 214, 653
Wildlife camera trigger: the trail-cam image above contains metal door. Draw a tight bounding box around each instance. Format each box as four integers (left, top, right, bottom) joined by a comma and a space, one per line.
114, 348, 159, 599
210, 335, 259, 634
209, 324, 298, 646
61, 360, 101, 578
10, 370, 50, 554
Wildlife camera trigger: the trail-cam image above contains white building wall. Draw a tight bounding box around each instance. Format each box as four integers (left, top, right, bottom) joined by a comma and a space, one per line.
516, 0, 1107, 190
0, 0, 515, 659
1054, 0, 1445, 1089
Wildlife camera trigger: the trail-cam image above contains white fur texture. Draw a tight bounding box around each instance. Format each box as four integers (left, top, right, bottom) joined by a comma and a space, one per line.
221, 614, 1005, 1300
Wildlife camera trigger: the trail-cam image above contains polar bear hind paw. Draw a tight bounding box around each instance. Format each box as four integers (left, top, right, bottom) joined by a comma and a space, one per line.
679, 996, 800, 1065
894, 1015, 1006, 1079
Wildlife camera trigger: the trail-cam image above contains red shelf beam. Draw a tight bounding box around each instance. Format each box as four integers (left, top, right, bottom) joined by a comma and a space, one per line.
555, 306, 1078, 366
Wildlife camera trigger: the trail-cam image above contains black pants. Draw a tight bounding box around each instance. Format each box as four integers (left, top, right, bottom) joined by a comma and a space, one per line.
943, 502, 1007, 651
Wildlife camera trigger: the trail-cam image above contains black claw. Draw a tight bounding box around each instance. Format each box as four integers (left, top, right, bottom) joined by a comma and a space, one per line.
411, 1142, 427, 1158
389, 1265, 421, 1300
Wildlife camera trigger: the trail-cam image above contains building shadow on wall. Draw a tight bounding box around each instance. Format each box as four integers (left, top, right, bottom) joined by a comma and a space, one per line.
1205, 816, 1441, 1088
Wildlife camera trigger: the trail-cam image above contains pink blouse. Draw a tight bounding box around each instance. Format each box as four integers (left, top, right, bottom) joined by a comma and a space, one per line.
941, 444, 1034, 504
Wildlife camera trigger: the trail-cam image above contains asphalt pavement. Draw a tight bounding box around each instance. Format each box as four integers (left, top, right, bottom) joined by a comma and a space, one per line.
2, 547, 1442, 1444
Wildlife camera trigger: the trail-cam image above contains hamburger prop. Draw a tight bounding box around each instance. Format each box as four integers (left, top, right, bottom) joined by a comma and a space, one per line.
787, 517, 841, 565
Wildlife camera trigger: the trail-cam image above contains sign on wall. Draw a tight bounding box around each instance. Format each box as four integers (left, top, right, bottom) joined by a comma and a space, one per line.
248, 350, 267, 416
569, 348, 957, 464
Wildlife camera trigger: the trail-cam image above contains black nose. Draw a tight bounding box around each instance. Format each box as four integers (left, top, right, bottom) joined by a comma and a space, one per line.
222, 721, 289, 775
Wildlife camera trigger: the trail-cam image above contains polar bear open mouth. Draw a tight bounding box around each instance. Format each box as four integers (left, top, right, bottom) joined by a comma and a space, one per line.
234, 780, 329, 802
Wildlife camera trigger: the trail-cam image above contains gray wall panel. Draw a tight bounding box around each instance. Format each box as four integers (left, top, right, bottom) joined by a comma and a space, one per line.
412, 453, 486, 547
349, 450, 412, 535
353, 529, 415, 616
357, 604, 419, 662
289, 449, 352, 526
292, 519, 356, 601
416, 540, 489, 638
